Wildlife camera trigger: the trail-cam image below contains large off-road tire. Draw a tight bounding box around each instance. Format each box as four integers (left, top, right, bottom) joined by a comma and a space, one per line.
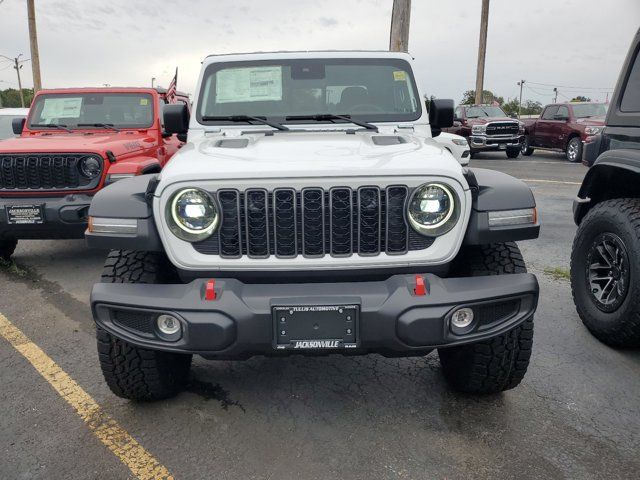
566, 136, 583, 162
438, 243, 534, 394
0, 238, 18, 261
521, 135, 534, 156
570, 199, 640, 347
97, 250, 192, 400
506, 146, 520, 159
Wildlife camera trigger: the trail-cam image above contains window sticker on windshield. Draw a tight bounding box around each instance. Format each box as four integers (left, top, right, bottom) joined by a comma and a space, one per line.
393, 71, 407, 81
140, 98, 149, 106
216, 66, 283, 103
41, 97, 83, 119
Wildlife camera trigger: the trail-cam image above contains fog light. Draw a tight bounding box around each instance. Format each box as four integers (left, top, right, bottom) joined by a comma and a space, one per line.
157, 314, 181, 336
451, 308, 474, 329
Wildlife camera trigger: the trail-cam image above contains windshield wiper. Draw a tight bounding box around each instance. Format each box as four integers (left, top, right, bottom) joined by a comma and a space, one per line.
201, 115, 289, 131
285, 114, 378, 131
77, 123, 121, 132
30, 123, 72, 132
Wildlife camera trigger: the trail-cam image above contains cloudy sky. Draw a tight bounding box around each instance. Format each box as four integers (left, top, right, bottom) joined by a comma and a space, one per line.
1, 0, 638, 105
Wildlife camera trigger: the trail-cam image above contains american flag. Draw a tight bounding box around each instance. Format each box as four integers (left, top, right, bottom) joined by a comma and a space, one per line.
166, 68, 178, 100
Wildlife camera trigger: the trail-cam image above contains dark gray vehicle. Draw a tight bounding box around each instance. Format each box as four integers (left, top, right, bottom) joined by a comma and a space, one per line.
86, 51, 540, 401
571, 28, 640, 347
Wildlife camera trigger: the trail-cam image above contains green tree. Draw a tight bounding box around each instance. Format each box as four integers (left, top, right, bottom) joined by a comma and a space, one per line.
521, 100, 543, 116
460, 89, 504, 105
0, 88, 34, 108
501, 98, 520, 116
570, 95, 591, 102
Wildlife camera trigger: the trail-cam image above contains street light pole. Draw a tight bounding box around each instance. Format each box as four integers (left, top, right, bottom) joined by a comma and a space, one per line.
26, 0, 42, 92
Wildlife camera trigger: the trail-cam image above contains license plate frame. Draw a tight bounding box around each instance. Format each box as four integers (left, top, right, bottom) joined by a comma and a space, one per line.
6, 204, 45, 225
498, 143, 507, 150
272, 304, 359, 350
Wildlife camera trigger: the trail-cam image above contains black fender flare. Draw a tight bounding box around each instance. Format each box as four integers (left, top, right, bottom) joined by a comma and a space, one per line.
86, 174, 163, 251
573, 149, 640, 224
463, 168, 540, 245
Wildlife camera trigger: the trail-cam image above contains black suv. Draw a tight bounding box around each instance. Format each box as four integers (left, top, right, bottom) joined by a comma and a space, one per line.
571, 28, 640, 347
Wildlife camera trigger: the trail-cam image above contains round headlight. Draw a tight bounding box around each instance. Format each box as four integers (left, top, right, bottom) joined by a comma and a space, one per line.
80, 156, 101, 178
167, 188, 219, 242
407, 183, 459, 236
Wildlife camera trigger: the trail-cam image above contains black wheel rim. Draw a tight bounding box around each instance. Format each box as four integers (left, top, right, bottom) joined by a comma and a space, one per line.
585, 232, 630, 312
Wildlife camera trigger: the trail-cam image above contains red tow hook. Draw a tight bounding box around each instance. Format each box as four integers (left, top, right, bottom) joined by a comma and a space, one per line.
414, 275, 428, 296
205, 279, 217, 301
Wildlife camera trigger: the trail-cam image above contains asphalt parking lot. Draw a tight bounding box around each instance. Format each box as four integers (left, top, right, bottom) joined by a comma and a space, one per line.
1, 150, 640, 480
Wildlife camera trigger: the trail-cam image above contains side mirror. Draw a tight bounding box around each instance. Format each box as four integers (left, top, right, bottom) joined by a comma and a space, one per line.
12, 117, 26, 135
429, 99, 454, 137
163, 103, 189, 136
509, 112, 518, 119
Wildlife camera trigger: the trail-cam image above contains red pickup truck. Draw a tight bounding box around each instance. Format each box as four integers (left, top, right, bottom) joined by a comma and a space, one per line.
522, 102, 607, 162
0, 87, 185, 259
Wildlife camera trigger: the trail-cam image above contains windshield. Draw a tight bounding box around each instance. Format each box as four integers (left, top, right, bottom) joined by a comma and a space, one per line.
28, 93, 154, 130
0, 115, 21, 140
466, 105, 507, 118
197, 58, 421, 125
571, 103, 608, 118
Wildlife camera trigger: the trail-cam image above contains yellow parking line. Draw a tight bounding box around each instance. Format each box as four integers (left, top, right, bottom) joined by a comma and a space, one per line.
520, 178, 582, 186
0, 313, 173, 480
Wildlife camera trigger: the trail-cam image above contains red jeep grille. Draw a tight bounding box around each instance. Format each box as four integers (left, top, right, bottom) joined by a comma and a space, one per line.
0, 154, 102, 191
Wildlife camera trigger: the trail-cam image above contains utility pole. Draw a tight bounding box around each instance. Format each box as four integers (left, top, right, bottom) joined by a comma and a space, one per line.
151, 77, 156, 88
14, 57, 25, 107
389, 0, 411, 52
553, 87, 558, 103
517, 79, 525, 119
474, 0, 490, 105
27, 0, 42, 92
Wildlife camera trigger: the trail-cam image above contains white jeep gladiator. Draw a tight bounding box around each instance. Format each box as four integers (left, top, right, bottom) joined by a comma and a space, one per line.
86, 51, 540, 400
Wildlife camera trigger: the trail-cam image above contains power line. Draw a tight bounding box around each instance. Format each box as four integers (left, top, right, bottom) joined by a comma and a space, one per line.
526, 80, 612, 91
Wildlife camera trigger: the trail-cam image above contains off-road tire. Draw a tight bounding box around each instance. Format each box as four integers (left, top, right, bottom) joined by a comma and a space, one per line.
521, 135, 534, 156
469, 150, 477, 160
566, 136, 583, 162
570, 199, 640, 347
439, 243, 534, 394
506, 146, 520, 159
0, 238, 17, 261
97, 250, 192, 400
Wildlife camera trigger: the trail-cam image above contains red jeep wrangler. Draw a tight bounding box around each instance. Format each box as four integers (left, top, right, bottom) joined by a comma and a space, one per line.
0, 87, 186, 259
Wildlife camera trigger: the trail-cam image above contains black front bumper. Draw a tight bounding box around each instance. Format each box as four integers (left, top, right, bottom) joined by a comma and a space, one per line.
91, 273, 539, 359
0, 194, 92, 240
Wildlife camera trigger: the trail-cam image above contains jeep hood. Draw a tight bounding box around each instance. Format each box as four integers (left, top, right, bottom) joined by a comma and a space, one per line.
0, 131, 155, 157
157, 132, 465, 191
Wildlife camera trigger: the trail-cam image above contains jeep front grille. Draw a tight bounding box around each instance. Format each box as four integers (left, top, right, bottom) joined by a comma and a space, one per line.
485, 122, 519, 136
0, 154, 102, 191
193, 186, 434, 258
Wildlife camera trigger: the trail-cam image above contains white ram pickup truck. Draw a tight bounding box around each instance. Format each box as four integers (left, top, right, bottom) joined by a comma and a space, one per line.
86, 51, 540, 400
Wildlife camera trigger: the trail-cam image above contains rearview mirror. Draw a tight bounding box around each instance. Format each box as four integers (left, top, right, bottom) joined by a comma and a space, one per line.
164, 103, 190, 137
12, 117, 25, 135
429, 99, 454, 137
